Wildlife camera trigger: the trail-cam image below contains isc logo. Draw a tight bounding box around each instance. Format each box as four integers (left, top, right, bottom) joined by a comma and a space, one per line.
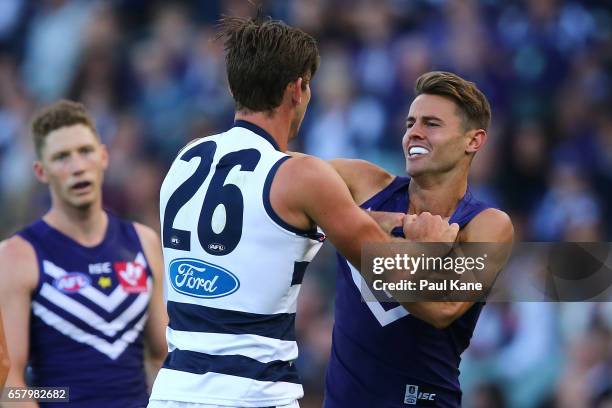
404, 385, 418, 405
404, 384, 436, 405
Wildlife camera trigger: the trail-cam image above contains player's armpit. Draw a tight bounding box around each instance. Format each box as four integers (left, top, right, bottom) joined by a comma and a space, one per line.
327, 159, 394, 205
0, 236, 40, 408
133, 224, 168, 385
459, 208, 514, 244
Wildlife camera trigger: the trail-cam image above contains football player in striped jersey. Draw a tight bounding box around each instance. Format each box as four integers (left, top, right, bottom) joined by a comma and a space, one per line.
0, 100, 168, 407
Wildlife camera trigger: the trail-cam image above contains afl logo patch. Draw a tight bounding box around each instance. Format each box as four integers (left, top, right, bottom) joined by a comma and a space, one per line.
207, 243, 226, 253
54, 273, 91, 293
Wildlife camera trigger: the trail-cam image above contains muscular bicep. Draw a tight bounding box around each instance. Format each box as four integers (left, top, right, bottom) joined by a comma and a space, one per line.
284, 157, 391, 270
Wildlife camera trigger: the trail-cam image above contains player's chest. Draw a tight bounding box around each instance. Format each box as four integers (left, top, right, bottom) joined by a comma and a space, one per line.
42, 256, 150, 296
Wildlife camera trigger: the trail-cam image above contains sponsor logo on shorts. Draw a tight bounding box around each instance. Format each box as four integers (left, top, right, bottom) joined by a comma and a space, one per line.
169, 258, 239, 298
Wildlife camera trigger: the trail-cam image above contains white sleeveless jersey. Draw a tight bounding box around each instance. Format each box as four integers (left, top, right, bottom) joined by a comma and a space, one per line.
150, 121, 324, 407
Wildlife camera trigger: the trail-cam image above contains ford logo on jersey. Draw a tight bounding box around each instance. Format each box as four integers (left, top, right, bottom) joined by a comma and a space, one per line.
169, 258, 239, 298
54, 272, 91, 293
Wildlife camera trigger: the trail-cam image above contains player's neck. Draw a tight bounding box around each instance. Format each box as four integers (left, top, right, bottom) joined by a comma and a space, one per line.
235, 111, 291, 152
408, 168, 468, 218
43, 201, 108, 247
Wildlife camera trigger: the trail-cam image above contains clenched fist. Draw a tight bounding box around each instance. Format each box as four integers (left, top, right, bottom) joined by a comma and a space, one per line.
403, 212, 459, 242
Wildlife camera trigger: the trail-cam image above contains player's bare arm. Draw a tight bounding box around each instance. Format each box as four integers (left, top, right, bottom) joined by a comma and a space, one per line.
328, 158, 407, 233
288, 154, 405, 232
134, 224, 168, 385
271, 155, 389, 271
367, 211, 406, 234
0, 236, 39, 408
324, 154, 514, 328
271, 155, 457, 275
0, 310, 10, 387
404, 208, 514, 328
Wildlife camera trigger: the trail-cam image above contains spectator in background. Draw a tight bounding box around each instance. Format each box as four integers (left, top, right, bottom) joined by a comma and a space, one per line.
531, 161, 602, 241
22, 0, 95, 102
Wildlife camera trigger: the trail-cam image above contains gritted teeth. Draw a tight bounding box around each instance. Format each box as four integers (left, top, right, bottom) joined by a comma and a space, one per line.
408, 146, 430, 156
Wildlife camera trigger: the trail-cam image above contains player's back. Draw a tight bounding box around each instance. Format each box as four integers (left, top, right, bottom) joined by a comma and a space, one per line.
151, 121, 324, 407
18, 213, 152, 408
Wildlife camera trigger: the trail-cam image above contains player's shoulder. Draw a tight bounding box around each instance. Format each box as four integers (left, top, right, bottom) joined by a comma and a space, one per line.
277, 154, 337, 183
0, 235, 38, 289
328, 158, 394, 204
272, 154, 350, 209
473, 208, 512, 227
132, 222, 161, 247
329, 158, 391, 179
463, 208, 514, 243
175, 137, 204, 157
0, 234, 36, 261
132, 222, 163, 279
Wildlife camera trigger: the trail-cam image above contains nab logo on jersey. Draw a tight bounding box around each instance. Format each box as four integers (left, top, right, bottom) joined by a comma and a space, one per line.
54, 273, 91, 293
169, 258, 239, 299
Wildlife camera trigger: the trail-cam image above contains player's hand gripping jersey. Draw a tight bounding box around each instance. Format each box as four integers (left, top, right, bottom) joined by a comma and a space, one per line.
326, 177, 490, 408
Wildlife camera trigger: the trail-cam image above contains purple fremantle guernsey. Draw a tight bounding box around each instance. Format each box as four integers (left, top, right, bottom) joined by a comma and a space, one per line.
17, 212, 152, 408
325, 177, 490, 408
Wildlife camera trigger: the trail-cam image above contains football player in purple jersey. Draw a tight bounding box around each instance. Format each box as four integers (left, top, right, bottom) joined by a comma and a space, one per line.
324, 72, 514, 408
0, 100, 167, 407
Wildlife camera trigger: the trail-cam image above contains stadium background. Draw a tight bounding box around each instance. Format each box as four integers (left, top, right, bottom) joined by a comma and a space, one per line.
0, 0, 610, 407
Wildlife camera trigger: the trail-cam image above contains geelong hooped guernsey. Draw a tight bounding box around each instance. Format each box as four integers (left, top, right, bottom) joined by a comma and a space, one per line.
325, 177, 490, 408
17, 213, 153, 408
151, 121, 324, 407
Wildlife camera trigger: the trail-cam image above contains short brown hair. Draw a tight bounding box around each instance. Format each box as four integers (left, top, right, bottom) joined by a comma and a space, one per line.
217, 16, 320, 112
31, 100, 98, 158
415, 71, 491, 131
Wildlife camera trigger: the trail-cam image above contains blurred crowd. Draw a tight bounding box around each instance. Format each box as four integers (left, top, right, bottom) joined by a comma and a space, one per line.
0, 0, 610, 407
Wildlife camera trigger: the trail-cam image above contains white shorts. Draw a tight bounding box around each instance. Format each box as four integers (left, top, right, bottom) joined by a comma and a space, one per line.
147, 401, 299, 408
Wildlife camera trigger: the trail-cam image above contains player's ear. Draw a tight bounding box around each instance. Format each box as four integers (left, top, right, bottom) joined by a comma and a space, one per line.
290, 77, 303, 105
33, 160, 48, 184
100, 143, 109, 170
466, 129, 487, 153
